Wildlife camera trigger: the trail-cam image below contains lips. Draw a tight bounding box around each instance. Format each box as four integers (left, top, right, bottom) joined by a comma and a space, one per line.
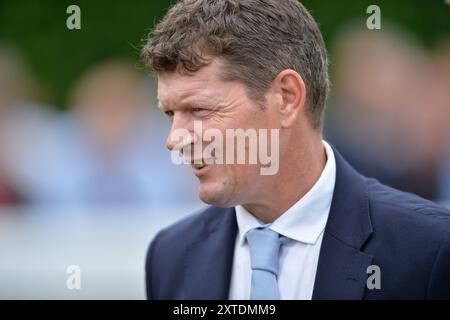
192, 161, 207, 170
190, 158, 215, 173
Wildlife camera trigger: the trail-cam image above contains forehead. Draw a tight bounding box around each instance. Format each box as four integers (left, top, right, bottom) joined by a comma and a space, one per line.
157, 58, 234, 106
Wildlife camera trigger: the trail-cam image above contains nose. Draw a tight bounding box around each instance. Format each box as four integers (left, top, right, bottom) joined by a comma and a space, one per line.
166, 113, 195, 152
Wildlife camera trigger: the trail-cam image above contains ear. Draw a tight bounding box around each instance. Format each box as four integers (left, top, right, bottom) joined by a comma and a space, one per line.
271, 69, 306, 128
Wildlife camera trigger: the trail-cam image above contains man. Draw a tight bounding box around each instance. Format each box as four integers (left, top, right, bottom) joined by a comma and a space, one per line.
141, 0, 450, 299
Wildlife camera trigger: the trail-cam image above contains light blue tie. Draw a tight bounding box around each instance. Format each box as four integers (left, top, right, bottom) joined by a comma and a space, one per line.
246, 226, 287, 300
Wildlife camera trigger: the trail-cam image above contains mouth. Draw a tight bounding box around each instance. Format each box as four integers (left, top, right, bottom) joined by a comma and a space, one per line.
191, 159, 214, 176
192, 162, 207, 170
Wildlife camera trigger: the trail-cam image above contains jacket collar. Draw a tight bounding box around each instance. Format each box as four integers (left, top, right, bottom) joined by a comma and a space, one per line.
312, 147, 373, 299
184, 206, 238, 299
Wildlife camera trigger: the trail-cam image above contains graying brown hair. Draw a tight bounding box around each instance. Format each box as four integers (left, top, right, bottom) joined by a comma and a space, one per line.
141, 0, 330, 128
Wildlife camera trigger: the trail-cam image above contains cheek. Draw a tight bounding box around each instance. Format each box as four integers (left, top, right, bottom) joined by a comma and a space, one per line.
226, 164, 256, 186
205, 164, 237, 188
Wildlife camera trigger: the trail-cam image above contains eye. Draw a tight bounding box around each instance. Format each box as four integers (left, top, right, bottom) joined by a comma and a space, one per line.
192, 107, 210, 116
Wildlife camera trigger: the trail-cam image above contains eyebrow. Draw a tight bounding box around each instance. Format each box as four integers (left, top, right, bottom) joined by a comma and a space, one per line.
157, 95, 223, 112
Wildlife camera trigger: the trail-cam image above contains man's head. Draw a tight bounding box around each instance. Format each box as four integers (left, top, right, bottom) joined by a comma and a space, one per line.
142, 0, 329, 210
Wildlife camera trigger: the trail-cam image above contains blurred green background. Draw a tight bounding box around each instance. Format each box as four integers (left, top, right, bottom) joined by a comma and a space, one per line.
0, 0, 449, 108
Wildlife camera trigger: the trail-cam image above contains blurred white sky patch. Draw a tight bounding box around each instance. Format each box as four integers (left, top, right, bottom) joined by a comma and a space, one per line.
0, 203, 202, 299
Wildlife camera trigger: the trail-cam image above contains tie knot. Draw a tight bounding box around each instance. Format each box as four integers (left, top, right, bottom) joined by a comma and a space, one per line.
246, 227, 286, 276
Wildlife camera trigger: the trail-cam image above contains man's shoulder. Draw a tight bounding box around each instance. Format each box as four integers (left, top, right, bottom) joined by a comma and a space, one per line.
360, 178, 450, 298
150, 205, 228, 250
365, 177, 450, 239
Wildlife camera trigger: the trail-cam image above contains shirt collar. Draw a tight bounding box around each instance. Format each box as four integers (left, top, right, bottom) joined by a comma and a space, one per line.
235, 140, 336, 246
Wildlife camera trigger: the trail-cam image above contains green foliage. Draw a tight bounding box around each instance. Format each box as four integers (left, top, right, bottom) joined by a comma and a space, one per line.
0, 0, 448, 108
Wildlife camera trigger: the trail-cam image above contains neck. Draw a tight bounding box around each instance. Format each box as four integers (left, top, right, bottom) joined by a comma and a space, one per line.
243, 133, 327, 223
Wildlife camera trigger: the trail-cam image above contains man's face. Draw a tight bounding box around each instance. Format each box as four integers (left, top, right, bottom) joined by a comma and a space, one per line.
157, 58, 279, 207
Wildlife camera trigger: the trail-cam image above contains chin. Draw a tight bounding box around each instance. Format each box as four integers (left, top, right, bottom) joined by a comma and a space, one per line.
198, 182, 234, 208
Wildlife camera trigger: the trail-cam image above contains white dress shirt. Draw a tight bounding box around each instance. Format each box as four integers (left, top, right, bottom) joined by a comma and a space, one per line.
228, 141, 336, 300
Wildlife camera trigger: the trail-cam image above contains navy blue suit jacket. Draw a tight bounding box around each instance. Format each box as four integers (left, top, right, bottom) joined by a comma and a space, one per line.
146, 149, 450, 299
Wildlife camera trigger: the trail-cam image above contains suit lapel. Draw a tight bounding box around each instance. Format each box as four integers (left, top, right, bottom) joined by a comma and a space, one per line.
313, 148, 374, 300
184, 207, 238, 299
312, 234, 373, 299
